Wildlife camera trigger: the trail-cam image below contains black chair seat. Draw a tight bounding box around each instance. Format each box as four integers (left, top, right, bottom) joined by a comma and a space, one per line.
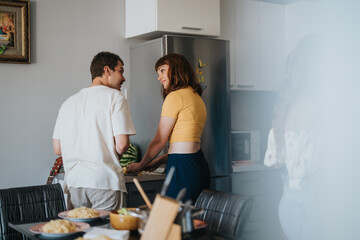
194, 189, 253, 239
0, 183, 66, 240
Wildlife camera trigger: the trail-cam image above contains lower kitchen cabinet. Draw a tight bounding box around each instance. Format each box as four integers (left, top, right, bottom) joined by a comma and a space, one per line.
125, 179, 164, 207
232, 168, 283, 240
55, 173, 165, 209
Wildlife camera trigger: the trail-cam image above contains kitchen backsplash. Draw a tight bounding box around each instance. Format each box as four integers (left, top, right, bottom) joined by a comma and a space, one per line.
231, 90, 278, 159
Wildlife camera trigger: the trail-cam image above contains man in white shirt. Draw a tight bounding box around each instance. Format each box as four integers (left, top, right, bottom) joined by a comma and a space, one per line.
52, 51, 136, 210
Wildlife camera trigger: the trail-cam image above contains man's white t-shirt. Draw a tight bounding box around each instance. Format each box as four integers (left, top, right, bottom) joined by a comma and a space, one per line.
53, 85, 136, 193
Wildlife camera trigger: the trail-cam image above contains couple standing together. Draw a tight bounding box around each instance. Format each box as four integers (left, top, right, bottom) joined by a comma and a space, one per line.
52, 51, 210, 211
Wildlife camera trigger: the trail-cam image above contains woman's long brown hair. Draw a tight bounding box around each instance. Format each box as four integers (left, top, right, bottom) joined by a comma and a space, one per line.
155, 53, 203, 99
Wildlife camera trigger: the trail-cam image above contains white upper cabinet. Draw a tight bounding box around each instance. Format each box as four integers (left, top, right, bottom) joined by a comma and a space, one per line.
231, 0, 285, 91
125, 0, 220, 39
233, 0, 260, 89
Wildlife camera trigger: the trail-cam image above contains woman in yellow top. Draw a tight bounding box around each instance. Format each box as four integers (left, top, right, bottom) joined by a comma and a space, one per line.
127, 53, 210, 202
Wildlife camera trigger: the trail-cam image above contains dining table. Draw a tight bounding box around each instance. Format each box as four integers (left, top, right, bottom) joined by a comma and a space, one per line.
9, 217, 232, 240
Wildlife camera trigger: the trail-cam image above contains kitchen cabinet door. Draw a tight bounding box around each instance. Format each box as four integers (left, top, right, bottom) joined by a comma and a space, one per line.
231, 0, 285, 91
258, 2, 285, 91
126, 180, 164, 207
125, 0, 220, 39
232, 169, 283, 240
233, 0, 260, 89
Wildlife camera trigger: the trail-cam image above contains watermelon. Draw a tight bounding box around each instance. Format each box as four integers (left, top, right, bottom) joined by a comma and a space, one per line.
120, 143, 138, 167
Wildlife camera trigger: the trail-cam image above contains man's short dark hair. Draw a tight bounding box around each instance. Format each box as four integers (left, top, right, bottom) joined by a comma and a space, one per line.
90, 51, 124, 81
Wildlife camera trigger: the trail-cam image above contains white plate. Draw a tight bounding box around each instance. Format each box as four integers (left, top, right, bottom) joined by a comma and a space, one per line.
58, 209, 110, 222
29, 221, 90, 238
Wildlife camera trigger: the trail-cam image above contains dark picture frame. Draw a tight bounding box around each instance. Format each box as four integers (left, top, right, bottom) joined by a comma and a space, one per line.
0, 0, 30, 64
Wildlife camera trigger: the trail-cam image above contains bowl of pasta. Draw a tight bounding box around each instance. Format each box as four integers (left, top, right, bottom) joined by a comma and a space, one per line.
58, 207, 110, 222
29, 219, 90, 237
110, 208, 140, 230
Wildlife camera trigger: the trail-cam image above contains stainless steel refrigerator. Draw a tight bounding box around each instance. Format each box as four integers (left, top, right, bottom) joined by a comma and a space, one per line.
129, 35, 231, 192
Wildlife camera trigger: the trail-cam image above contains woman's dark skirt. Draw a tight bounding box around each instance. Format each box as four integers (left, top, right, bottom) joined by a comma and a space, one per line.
165, 149, 210, 203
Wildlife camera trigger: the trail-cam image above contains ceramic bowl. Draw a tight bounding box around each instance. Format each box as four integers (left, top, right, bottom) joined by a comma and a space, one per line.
110, 208, 139, 231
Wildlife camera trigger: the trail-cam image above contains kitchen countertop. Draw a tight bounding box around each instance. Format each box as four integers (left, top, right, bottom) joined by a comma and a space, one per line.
55, 172, 165, 183
232, 162, 270, 173
124, 172, 165, 183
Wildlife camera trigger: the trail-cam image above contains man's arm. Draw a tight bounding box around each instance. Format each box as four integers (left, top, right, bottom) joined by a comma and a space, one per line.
114, 134, 130, 158
53, 139, 62, 156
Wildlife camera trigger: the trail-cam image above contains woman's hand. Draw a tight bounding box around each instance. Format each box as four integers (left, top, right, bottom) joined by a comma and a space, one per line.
129, 117, 175, 173
126, 162, 143, 173
143, 154, 168, 172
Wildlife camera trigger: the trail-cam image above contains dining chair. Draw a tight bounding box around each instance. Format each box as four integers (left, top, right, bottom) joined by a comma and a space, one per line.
0, 183, 66, 240
194, 189, 253, 239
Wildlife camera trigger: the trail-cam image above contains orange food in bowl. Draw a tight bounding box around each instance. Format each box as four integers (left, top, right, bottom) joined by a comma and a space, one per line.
110, 208, 139, 231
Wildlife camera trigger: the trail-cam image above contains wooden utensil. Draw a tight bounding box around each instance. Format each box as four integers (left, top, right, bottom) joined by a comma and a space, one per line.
141, 194, 180, 240
133, 178, 153, 210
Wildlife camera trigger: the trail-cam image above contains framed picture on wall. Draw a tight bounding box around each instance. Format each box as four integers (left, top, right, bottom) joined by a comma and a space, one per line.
0, 0, 30, 64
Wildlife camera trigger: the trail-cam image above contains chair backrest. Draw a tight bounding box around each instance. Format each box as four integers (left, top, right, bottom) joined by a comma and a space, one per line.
0, 183, 66, 240
194, 189, 253, 239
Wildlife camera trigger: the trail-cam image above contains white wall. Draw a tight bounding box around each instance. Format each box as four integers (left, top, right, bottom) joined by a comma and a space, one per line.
0, 0, 234, 189
0, 0, 143, 188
